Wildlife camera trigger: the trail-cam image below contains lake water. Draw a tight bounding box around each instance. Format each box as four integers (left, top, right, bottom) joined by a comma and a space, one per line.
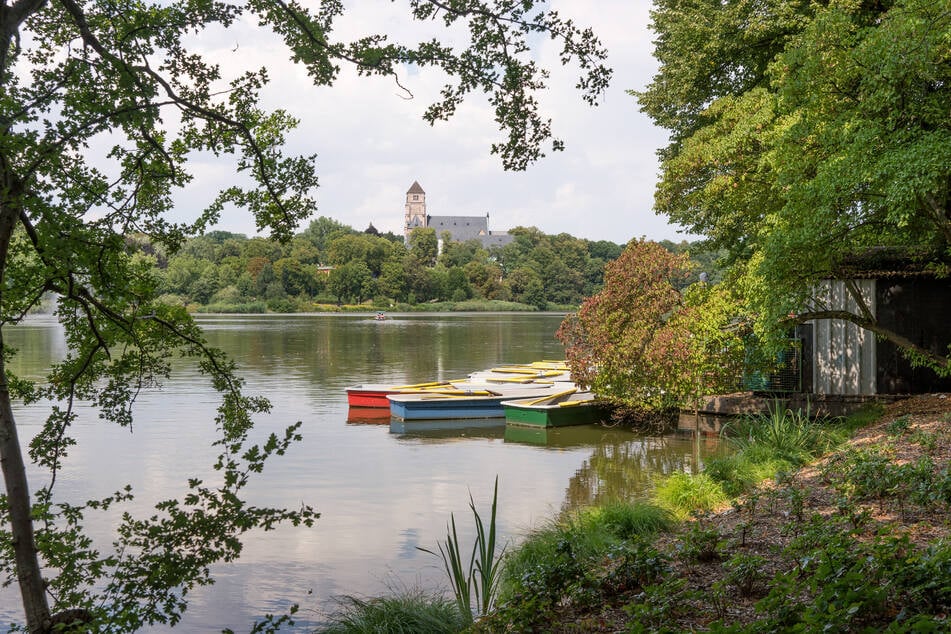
1, 313, 720, 632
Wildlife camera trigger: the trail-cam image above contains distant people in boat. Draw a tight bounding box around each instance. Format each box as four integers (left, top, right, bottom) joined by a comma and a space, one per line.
375, 312, 386, 321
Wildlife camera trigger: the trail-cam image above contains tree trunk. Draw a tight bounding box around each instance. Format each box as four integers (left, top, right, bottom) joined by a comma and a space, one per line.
0, 203, 50, 630
0, 365, 51, 632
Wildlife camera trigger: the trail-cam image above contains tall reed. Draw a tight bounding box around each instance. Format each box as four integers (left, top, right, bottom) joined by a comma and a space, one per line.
419, 476, 503, 624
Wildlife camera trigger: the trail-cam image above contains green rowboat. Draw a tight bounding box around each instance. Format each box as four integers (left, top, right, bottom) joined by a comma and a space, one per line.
501, 390, 608, 428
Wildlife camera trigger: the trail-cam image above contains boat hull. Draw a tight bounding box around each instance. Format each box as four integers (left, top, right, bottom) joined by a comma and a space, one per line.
388, 395, 510, 420
502, 394, 607, 428
347, 387, 399, 408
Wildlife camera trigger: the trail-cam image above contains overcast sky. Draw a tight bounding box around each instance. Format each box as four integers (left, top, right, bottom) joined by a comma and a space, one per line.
185, 1, 688, 245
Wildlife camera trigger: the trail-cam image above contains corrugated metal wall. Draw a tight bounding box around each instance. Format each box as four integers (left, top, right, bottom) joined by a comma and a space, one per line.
811, 280, 877, 395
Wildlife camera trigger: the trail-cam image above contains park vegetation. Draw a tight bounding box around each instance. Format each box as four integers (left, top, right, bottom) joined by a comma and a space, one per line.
143, 218, 723, 314
321, 0, 951, 630
145, 220, 627, 312
325, 398, 951, 633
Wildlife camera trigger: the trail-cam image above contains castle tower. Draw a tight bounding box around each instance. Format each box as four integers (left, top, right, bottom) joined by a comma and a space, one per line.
404, 181, 427, 241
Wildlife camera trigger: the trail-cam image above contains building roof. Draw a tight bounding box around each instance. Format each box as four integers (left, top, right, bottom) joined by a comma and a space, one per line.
833, 247, 951, 279
480, 233, 515, 248
427, 215, 513, 247
407, 181, 425, 195
427, 215, 489, 242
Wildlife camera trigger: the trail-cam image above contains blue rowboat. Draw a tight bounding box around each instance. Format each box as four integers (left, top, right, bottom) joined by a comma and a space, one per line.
387, 384, 565, 420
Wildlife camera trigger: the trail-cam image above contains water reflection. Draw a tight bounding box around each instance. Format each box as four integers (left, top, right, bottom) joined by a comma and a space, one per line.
389, 419, 505, 439
562, 434, 705, 511
346, 407, 391, 424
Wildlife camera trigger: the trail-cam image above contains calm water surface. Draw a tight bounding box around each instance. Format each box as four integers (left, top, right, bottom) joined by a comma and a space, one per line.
1, 313, 720, 632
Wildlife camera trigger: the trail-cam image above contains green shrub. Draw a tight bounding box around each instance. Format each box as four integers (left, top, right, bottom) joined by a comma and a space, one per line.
676, 523, 723, 563
267, 297, 298, 313
599, 540, 671, 598
194, 301, 267, 313
909, 428, 941, 453
623, 578, 696, 633
497, 519, 605, 606
755, 523, 951, 632
886, 415, 911, 436
449, 299, 537, 312
832, 448, 898, 501
721, 553, 768, 597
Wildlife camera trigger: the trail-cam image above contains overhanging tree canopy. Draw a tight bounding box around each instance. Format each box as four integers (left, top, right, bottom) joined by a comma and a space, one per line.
0, 1, 610, 631
556, 240, 747, 417
639, 0, 951, 372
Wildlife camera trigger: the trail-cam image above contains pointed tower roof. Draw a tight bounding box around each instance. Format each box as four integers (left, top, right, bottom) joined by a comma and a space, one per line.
407, 181, 425, 195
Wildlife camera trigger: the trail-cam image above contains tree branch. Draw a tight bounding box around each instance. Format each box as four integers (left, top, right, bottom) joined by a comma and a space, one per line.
793, 309, 950, 371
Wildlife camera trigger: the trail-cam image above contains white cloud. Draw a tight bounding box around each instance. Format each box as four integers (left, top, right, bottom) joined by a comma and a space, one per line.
177, 1, 690, 243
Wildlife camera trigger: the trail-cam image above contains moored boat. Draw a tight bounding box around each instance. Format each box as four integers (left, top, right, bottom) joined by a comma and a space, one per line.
502, 389, 608, 428
345, 380, 461, 408
387, 383, 568, 421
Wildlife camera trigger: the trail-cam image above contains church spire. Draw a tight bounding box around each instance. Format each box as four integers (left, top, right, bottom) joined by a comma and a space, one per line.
404, 181, 427, 241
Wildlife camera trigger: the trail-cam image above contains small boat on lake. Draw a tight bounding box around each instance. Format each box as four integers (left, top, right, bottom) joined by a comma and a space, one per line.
346, 381, 463, 408
388, 383, 565, 421
502, 389, 608, 428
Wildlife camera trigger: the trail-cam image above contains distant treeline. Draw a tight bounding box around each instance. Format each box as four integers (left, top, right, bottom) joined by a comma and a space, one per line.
136, 217, 720, 312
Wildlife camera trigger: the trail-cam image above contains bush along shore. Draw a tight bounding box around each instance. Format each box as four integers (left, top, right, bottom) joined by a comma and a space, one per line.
318, 395, 951, 633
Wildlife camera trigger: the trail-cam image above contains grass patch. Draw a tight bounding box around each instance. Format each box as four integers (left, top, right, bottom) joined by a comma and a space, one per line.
704, 404, 871, 498
319, 590, 468, 634
839, 402, 885, 433
653, 472, 728, 519
575, 501, 675, 541
722, 405, 836, 465
450, 299, 538, 312
703, 454, 792, 498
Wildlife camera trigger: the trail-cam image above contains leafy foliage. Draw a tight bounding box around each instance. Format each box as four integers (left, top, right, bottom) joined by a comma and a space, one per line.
640, 0, 951, 372
557, 239, 747, 413
151, 220, 641, 309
